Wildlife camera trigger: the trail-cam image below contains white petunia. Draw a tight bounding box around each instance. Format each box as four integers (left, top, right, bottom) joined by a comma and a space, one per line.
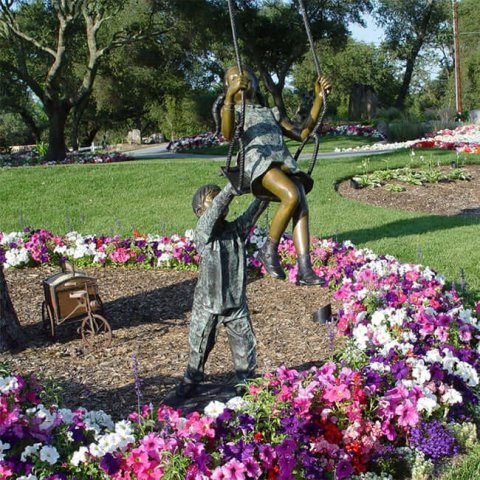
71, 446, 89, 466
33, 404, 58, 431
21, 443, 42, 462
204, 400, 227, 418
441, 387, 463, 405
0, 231, 24, 245
0, 441, 10, 461
16, 475, 38, 480
371, 310, 387, 327
226, 396, 249, 411
58, 408, 74, 424
416, 396, 439, 415
372, 326, 392, 346
157, 252, 173, 263
353, 324, 369, 350
4, 248, 30, 268
455, 361, 479, 387
424, 348, 442, 364
370, 362, 390, 373
409, 359, 431, 385
0, 376, 19, 394
441, 349, 457, 374
39, 445, 60, 465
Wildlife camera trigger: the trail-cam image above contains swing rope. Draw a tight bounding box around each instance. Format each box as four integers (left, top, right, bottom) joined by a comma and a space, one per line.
224, 0, 326, 188
294, 0, 328, 177
225, 0, 247, 191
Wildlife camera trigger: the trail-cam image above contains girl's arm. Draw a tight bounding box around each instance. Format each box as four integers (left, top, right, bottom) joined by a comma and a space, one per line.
221, 74, 248, 140
280, 76, 331, 142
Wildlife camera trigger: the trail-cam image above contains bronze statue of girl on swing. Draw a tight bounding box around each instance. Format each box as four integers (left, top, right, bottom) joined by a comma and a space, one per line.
214, 66, 331, 285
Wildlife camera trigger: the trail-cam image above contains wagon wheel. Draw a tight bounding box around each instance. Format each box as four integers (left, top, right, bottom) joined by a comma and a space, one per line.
80, 313, 112, 349
41, 301, 56, 339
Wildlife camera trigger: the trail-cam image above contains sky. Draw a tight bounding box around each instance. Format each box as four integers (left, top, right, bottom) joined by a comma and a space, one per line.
349, 14, 384, 45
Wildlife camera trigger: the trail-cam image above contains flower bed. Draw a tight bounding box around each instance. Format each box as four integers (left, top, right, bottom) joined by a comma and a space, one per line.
166, 132, 227, 153
1, 229, 480, 479
335, 124, 480, 155
0, 151, 132, 169
166, 125, 385, 154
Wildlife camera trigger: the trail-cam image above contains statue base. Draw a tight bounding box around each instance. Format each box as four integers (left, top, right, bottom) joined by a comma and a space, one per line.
163, 383, 239, 414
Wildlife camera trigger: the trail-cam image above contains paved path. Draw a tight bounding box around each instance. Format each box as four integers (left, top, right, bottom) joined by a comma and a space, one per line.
127, 143, 397, 161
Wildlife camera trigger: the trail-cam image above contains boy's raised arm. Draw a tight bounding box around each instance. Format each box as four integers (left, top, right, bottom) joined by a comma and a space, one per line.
195, 183, 235, 246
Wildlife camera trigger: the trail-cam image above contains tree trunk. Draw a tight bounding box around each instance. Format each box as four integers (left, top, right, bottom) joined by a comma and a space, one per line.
395, 55, 418, 110
18, 109, 43, 143
260, 69, 288, 119
0, 265, 24, 352
44, 102, 70, 162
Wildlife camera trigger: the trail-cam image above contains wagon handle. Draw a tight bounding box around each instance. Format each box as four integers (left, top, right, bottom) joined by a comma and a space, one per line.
60, 259, 75, 274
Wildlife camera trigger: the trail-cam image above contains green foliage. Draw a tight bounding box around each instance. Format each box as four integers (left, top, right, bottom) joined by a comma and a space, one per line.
387, 120, 430, 142
293, 39, 400, 119
0, 113, 34, 149
150, 90, 216, 140
352, 158, 472, 190
373, 0, 451, 109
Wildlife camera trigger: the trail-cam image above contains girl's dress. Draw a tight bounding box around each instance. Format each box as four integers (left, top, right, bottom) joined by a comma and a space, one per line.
236, 104, 312, 198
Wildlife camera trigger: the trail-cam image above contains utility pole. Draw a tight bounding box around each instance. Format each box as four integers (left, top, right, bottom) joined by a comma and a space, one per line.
452, 0, 463, 118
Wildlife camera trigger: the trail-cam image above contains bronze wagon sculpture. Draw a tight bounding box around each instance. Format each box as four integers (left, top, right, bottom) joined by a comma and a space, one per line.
42, 262, 112, 348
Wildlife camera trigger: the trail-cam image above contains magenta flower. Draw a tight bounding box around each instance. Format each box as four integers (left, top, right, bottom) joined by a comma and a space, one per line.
395, 399, 420, 427
323, 384, 351, 403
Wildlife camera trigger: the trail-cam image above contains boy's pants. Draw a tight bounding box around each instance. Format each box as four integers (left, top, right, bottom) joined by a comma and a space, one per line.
184, 301, 256, 384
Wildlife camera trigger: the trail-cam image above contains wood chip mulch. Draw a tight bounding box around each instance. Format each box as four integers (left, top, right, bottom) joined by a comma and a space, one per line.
337, 164, 480, 217
2, 267, 334, 419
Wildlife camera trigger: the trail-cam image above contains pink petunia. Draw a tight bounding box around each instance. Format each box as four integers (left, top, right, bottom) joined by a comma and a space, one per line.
395, 399, 419, 427
323, 384, 351, 403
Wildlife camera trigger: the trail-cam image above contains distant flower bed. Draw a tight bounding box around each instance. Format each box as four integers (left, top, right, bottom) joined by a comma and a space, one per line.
336, 124, 480, 155
167, 132, 226, 152
322, 123, 385, 140
0, 151, 132, 169
1, 228, 480, 478
166, 124, 385, 154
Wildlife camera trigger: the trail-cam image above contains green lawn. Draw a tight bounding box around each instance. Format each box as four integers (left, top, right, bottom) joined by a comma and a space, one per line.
1, 149, 479, 298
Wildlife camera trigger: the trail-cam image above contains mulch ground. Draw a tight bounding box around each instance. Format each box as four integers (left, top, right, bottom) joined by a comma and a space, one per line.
337, 164, 480, 217
3, 267, 334, 419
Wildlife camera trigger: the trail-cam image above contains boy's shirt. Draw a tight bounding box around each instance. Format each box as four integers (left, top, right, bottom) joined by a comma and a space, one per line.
194, 183, 267, 314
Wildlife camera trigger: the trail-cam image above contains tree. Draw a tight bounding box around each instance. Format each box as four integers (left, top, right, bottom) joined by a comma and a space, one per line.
0, 265, 24, 352
175, 0, 372, 118
373, 0, 450, 110
293, 39, 400, 117
0, 0, 166, 161
0, 70, 46, 144
232, 0, 373, 117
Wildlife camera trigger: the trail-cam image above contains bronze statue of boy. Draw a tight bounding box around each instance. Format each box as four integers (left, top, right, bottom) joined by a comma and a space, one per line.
177, 183, 268, 397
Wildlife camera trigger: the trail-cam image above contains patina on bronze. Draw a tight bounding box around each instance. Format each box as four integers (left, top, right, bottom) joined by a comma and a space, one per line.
176, 183, 268, 399
219, 67, 330, 285
42, 261, 111, 348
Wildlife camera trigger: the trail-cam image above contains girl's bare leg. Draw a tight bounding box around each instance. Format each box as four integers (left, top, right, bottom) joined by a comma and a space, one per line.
291, 182, 309, 256
291, 181, 322, 285
261, 168, 300, 242
256, 168, 300, 279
